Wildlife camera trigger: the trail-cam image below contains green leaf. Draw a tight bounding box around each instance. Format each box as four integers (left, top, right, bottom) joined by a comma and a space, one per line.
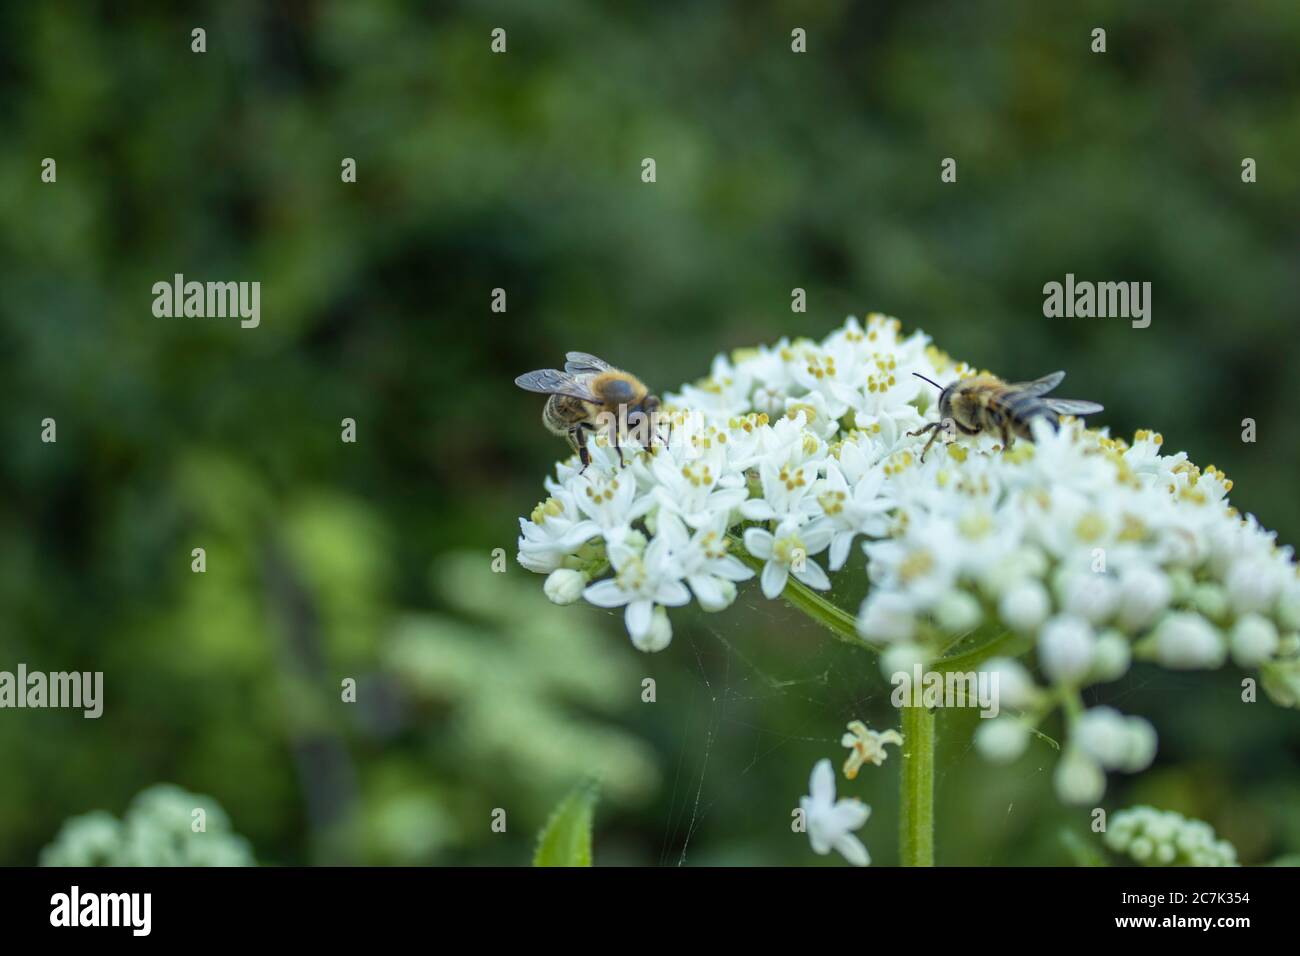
533, 782, 599, 867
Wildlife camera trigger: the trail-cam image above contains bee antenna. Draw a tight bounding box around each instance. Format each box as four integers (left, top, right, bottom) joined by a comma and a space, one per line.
912, 372, 943, 391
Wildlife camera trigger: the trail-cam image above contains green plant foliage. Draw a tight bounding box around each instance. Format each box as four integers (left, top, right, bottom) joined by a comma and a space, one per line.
534, 782, 599, 867
384, 555, 659, 807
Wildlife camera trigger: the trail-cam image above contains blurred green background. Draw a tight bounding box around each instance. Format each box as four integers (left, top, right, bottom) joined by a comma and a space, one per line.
2, 1, 1298, 866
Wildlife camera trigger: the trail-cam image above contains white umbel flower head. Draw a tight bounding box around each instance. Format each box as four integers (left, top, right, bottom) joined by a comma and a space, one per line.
1104, 806, 1238, 867
514, 316, 1300, 805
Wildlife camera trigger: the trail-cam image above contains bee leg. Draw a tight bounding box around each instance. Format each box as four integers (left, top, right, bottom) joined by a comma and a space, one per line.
640, 396, 662, 449
908, 422, 941, 462
999, 424, 1012, 452
920, 427, 944, 462
571, 425, 592, 473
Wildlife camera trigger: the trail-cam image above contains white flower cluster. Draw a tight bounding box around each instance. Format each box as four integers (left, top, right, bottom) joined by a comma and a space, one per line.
40, 784, 255, 867
1103, 806, 1238, 867
517, 314, 1300, 798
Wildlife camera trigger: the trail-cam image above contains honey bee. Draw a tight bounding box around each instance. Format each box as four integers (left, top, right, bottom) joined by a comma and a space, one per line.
909, 370, 1103, 461
515, 352, 661, 471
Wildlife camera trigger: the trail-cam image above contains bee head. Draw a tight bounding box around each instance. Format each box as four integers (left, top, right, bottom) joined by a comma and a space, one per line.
912, 372, 952, 418
915, 371, 946, 405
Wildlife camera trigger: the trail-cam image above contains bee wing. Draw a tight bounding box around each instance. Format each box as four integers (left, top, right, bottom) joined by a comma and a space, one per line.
1044, 398, 1104, 416
564, 351, 612, 374
1009, 370, 1066, 396
514, 368, 599, 403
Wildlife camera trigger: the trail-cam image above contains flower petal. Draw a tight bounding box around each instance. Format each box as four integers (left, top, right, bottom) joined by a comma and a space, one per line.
582, 579, 629, 608
760, 560, 789, 599
625, 599, 653, 638
809, 758, 835, 804
794, 559, 830, 591
740, 500, 777, 521
834, 833, 871, 867
743, 527, 774, 559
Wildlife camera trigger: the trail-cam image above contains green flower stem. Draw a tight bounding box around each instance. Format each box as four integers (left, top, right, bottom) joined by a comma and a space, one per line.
899, 702, 935, 867
933, 628, 1032, 673
728, 534, 1024, 867
729, 537, 877, 653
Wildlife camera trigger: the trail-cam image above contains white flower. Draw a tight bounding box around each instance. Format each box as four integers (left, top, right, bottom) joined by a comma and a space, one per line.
1074, 707, 1132, 769
975, 718, 1029, 763
979, 656, 1040, 710
879, 640, 927, 677
1276, 585, 1300, 630
739, 458, 821, 524
814, 457, 892, 571
517, 490, 601, 573
543, 568, 587, 605
650, 447, 748, 529
634, 606, 674, 653
858, 592, 917, 644
743, 520, 833, 599
1090, 630, 1132, 682
1116, 565, 1173, 631
1057, 571, 1119, 625
582, 535, 690, 646
1225, 559, 1286, 616
657, 513, 754, 612
1230, 614, 1279, 667
1038, 615, 1096, 684
1120, 718, 1157, 773
935, 591, 982, 633
783, 390, 842, 440
1150, 612, 1226, 669
840, 721, 903, 778
573, 471, 655, 545
800, 759, 871, 866
1054, 748, 1106, 805
999, 580, 1052, 634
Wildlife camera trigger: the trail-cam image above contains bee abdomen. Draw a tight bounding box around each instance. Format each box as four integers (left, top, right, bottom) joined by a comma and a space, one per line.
1000, 393, 1058, 435
542, 394, 585, 436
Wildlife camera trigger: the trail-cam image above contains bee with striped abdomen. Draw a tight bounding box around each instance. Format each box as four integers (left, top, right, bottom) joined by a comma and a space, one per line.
515, 352, 661, 471
908, 370, 1103, 461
